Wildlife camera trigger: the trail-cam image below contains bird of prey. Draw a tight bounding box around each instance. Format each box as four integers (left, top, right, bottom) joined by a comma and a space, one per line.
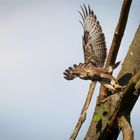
63, 5, 120, 91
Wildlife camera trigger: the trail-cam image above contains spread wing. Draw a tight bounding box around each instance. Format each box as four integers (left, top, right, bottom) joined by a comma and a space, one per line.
79, 5, 107, 67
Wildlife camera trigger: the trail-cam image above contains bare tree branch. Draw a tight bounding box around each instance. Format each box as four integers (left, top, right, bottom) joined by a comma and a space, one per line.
70, 81, 96, 140
106, 0, 132, 66
99, 0, 132, 100
118, 115, 134, 140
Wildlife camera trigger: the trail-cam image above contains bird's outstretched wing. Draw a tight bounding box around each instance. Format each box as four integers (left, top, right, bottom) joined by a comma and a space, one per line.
63, 5, 122, 91
79, 5, 107, 67
63, 62, 121, 91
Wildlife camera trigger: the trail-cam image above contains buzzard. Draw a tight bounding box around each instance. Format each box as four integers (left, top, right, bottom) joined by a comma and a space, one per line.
63, 5, 120, 91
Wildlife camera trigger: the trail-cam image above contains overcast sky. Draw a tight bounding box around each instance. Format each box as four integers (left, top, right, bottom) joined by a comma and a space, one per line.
0, 0, 140, 140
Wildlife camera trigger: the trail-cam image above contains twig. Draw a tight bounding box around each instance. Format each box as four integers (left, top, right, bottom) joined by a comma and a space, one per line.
118, 115, 134, 140
69, 81, 96, 140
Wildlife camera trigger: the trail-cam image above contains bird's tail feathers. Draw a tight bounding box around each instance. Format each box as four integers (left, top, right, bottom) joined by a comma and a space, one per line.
63, 63, 85, 80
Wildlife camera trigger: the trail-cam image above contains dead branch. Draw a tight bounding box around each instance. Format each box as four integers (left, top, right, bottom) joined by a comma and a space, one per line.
99, 0, 132, 100
106, 0, 132, 66
118, 115, 134, 140
69, 81, 96, 140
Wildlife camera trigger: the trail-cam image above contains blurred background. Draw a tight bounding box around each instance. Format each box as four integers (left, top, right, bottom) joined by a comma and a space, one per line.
0, 0, 140, 140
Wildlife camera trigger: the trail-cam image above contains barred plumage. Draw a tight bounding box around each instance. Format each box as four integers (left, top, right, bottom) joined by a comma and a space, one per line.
79, 5, 106, 67
63, 63, 120, 91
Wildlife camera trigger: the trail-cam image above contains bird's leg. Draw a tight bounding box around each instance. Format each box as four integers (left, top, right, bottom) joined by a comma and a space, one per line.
100, 73, 123, 90
100, 73, 118, 84
100, 81, 116, 91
